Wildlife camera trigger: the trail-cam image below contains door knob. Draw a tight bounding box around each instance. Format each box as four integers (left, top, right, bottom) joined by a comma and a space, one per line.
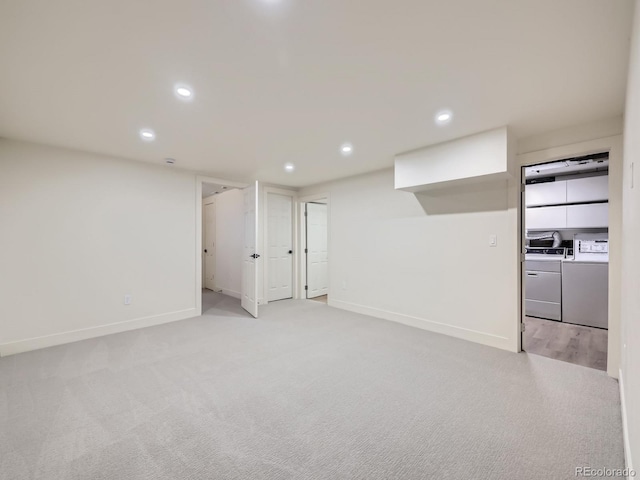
204, 249, 208, 253
250, 253, 261, 259
288, 250, 293, 254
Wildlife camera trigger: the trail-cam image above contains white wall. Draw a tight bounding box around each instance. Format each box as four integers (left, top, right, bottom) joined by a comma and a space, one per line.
214, 189, 244, 298
299, 116, 624, 357
0, 139, 199, 355
300, 170, 518, 351
517, 116, 624, 154
620, 0, 640, 471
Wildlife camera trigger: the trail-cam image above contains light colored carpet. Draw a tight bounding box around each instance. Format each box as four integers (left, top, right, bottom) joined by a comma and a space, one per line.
0, 291, 624, 480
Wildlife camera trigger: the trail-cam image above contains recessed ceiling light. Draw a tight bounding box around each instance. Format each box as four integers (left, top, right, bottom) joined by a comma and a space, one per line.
174, 85, 193, 100
435, 110, 453, 125
341, 143, 353, 156
140, 129, 156, 141
284, 163, 295, 172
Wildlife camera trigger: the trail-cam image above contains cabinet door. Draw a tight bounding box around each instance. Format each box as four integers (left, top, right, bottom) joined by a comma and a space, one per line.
525, 271, 562, 303
566, 203, 608, 228
525, 180, 567, 207
566, 175, 608, 203
525, 299, 561, 321
525, 206, 567, 230
562, 263, 608, 328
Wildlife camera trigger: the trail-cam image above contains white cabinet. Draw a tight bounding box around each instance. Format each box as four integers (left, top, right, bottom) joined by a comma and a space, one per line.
566, 175, 608, 203
525, 180, 567, 207
524, 173, 609, 230
566, 204, 608, 228
526, 205, 567, 230
527, 203, 609, 229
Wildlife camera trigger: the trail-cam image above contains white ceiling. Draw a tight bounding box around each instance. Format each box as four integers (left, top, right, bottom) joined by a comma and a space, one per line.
0, 0, 634, 187
202, 183, 236, 198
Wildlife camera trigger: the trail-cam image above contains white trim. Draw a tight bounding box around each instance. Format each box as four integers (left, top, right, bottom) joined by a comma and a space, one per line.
0, 308, 198, 357
196, 175, 248, 190
329, 299, 513, 352
296, 192, 331, 300
263, 187, 298, 303
214, 288, 241, 299
518, 135, 622, 165
516, 134, 623, 377
619, 369, 634, 473
514, 175, 524, 354
297, 192, 331, 203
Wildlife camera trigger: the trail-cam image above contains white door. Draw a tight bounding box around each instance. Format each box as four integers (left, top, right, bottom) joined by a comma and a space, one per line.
306, 202, 328, 299
241, 182, 259, 317
267, 193, 293, 302
204, 200, 216, 290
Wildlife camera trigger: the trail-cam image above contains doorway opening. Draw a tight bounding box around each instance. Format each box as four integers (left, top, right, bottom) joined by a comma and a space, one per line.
302, 198, 329, 304
521, 153, 610, 371
200, 180, 248, 316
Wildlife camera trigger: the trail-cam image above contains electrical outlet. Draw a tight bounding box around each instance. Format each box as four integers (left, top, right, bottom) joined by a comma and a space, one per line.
489, 234, 498, 247
124, 294, 132, 306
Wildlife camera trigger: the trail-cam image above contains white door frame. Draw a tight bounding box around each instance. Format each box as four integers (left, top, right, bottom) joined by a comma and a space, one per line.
516, 135, 623, 378
196, 175, 249, 316
263, 186, 298, 303
296, 193, 330, 301
203, 195, 217, 291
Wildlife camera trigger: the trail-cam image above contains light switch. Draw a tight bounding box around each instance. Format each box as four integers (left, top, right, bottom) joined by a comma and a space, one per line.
489, 234, 497, 247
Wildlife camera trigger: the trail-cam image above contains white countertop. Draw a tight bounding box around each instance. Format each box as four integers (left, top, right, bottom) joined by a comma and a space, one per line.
525, 255, 608, 264
562, 257, 609, 264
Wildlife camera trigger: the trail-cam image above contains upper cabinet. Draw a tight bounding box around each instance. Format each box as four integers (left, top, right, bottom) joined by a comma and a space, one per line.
566, 204, 609, 228
526, 205, 567, 229
566, 175, 608, 203
525, 175, 608, 207
526, 204, 609, 229
525, 173, 609, 230
525, 180, 567, 207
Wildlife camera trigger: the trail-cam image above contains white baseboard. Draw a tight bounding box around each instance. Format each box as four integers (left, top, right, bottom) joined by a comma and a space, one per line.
0, 308, 198, 357
328, 299, 513, 352
218, 288, 241, 299
619, 369, 634, 473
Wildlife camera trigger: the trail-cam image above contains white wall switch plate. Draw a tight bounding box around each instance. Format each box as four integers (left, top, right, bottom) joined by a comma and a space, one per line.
124, 294, 132, 305
489, 234, 498, 247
